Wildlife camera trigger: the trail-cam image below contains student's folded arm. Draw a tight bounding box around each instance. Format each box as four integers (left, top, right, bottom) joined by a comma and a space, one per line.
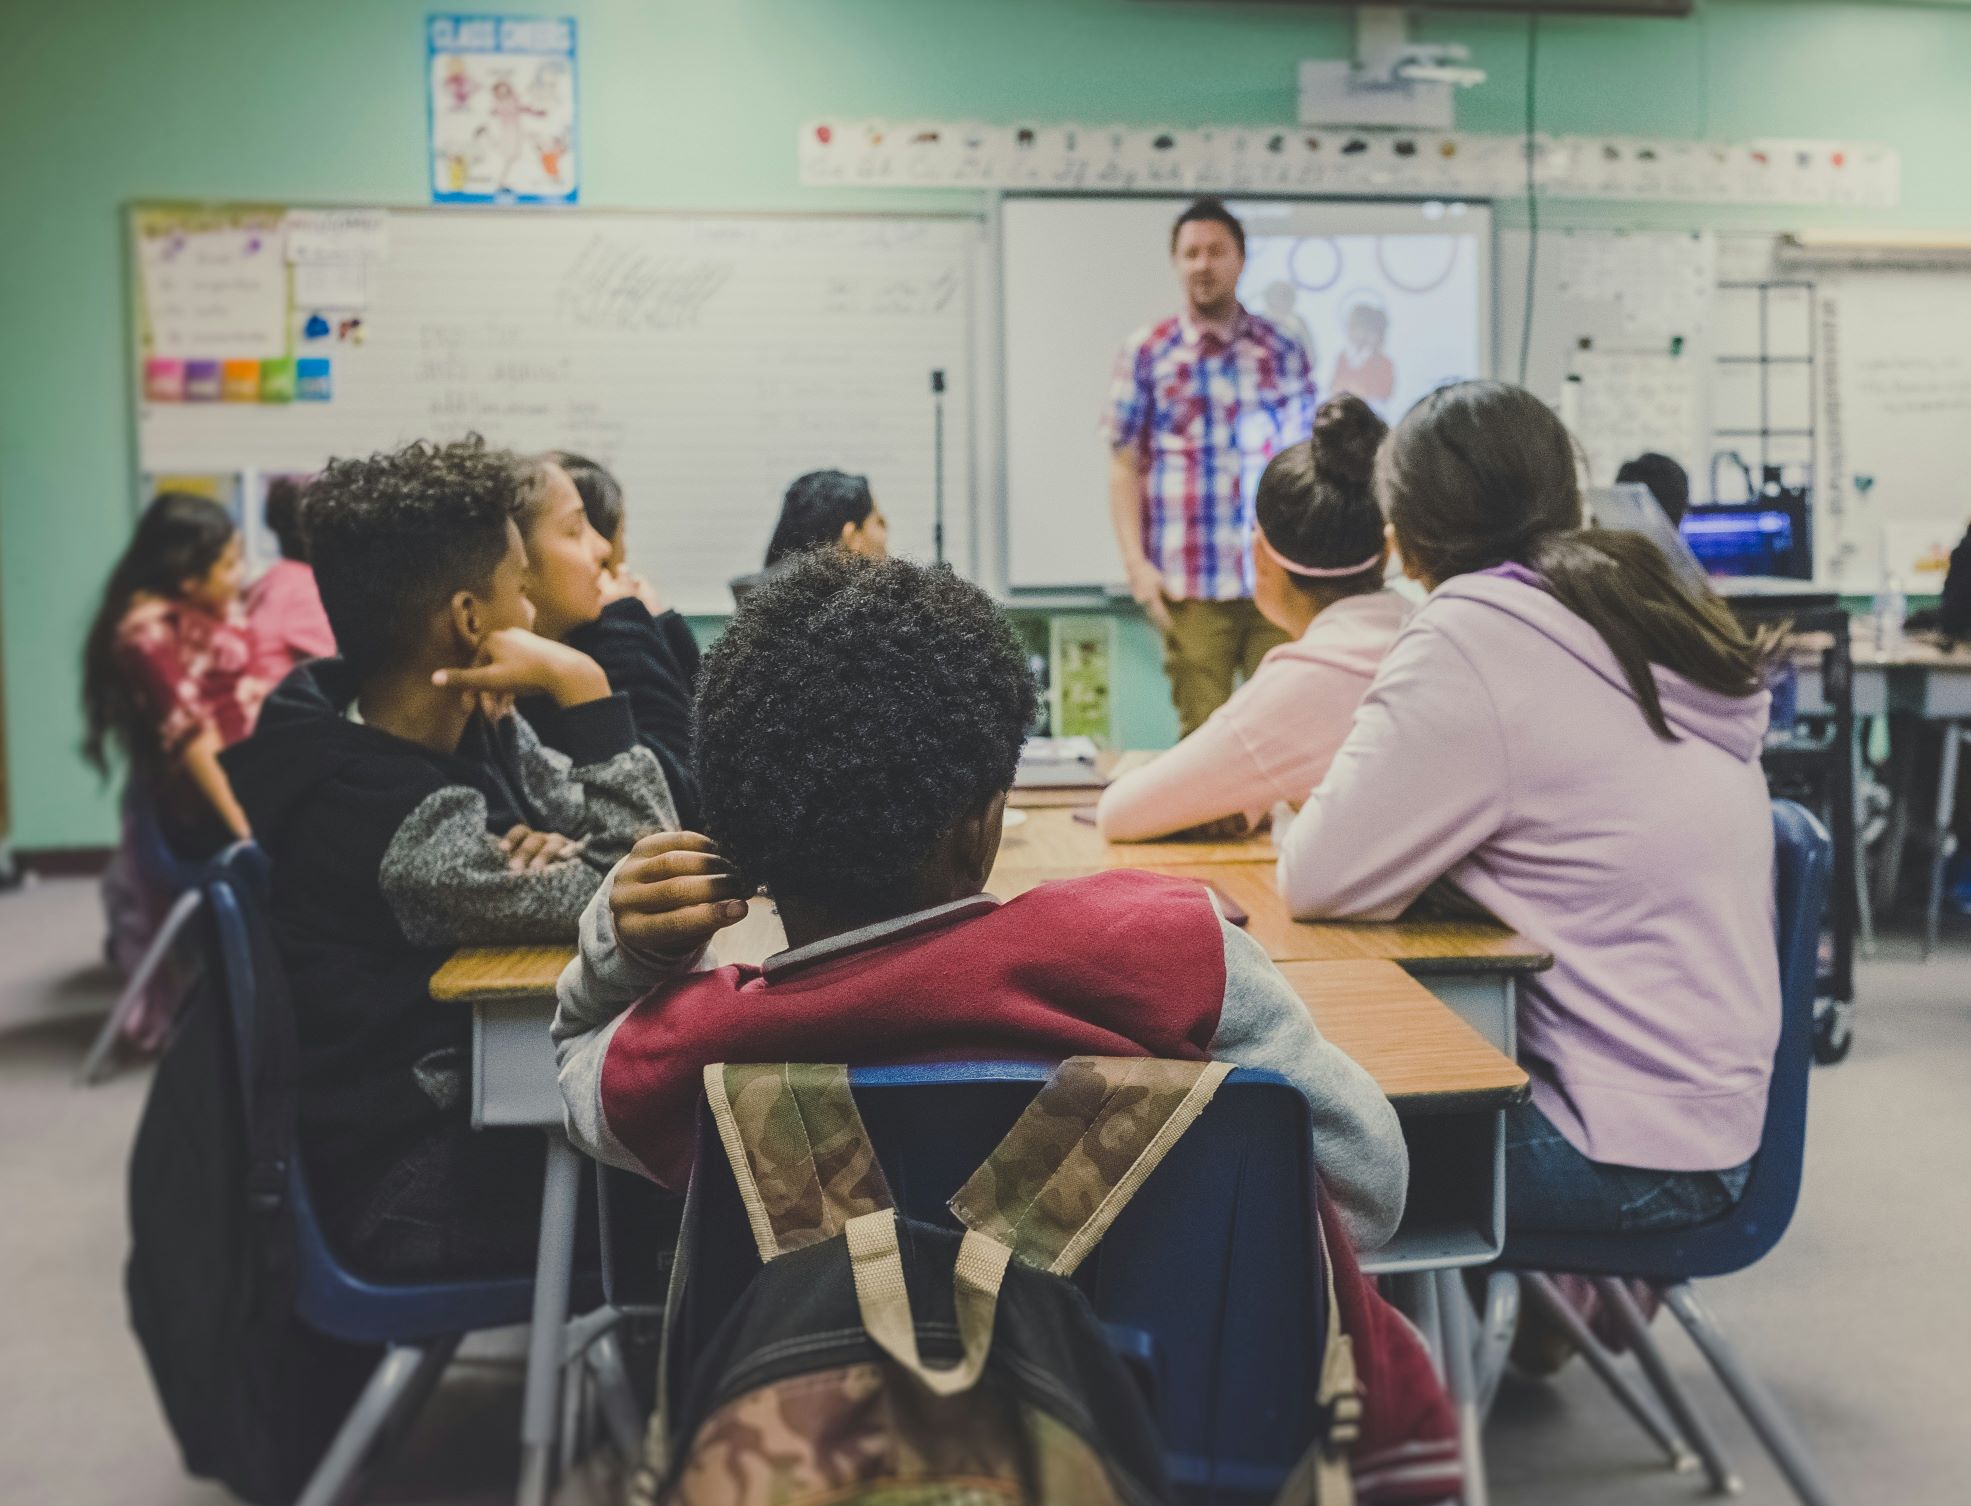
1208, 911, 1409, 1251
512, 699, 677, 863
551, 863, 716, 1173
1095, 698, 1273, 841
1275, 622, 1508, 921
378, 785, 615, 948
569, 606, 703, 827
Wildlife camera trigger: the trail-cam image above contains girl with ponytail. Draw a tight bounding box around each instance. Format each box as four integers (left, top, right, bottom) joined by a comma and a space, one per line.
1279, 380, 1783, 1236
1097, 395, 1411, 840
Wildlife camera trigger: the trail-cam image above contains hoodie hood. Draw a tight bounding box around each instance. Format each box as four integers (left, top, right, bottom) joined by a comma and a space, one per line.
1433, 568, 1769, 763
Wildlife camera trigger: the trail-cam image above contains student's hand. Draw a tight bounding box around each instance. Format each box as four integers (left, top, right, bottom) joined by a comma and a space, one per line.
1127, 559, 1173, 634
435, 628, 611, 709
601, 566, 667, 616
609, 831, 752, 959
500, 824, 587, 872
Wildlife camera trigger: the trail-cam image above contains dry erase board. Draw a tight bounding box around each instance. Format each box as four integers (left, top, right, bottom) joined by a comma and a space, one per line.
999, 195, 1492, 593
132, 205, 981, 613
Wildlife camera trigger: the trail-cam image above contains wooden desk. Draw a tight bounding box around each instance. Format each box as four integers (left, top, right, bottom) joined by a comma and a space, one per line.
993, 803, 1274, 871
989, 862, 1547, 975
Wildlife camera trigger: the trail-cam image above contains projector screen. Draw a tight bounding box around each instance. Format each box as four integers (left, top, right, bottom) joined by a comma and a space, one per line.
1001, 196, 1492, 591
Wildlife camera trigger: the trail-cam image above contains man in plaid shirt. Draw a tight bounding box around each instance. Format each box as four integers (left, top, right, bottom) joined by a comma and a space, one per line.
1104, 199, 1317, 735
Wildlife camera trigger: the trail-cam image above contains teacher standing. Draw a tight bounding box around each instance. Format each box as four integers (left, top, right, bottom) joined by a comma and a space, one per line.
1104, 198, 1317, 734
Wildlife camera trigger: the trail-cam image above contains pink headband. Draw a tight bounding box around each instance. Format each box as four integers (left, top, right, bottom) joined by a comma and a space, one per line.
1257, 527, 1385, 579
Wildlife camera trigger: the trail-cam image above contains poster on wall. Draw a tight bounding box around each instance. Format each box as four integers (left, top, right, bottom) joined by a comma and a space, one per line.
428, 14, 578, 205
133, 206, 292, 405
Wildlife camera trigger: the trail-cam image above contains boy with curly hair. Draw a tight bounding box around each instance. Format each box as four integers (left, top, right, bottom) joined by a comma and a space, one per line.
553, 551, 1407, 1251
224, 436, 676, 1276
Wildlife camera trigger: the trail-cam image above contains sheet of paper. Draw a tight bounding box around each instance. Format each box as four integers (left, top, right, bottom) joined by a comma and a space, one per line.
138, 217, 289, 360
285, 209, 388, 263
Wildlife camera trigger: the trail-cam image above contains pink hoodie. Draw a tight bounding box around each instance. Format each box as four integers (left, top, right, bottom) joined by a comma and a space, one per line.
1097, 590, 1410, 841
1278, 569, 1779, 1172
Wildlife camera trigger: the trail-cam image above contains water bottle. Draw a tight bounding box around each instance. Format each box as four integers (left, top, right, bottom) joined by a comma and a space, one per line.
1873, 574, 1907, 655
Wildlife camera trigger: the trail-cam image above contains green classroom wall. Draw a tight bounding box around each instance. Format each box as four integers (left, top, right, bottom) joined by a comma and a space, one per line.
3, 0, 1968, 848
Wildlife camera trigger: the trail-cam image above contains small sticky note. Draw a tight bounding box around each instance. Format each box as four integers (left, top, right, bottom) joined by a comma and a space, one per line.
296, 357, 332, 401
184, 360, 222, 401
144, 359, 185, 402
222, 359, 262, 402
303, 311, 332, 341
258, 357, 295, 403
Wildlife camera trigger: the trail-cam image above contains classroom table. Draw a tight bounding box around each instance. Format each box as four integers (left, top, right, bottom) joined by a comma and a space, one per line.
990, 860, 1545, 1057
994, 802, 1276, 866
433, 892, 1532, 1506
1794, 629, 1971, 955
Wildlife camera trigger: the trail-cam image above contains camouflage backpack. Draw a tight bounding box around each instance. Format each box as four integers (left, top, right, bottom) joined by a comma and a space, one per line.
632, 1057, 1362, 1506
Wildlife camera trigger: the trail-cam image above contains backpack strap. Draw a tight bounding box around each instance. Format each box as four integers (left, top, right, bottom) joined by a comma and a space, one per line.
1273, 1223, 1362, 1506
703, 1062, 892, 1261
842, 1210, 1013, 1397
948, 1057, 1234, 1275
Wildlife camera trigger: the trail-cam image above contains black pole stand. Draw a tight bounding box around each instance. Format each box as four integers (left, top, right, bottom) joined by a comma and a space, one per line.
930, 368, 946, 566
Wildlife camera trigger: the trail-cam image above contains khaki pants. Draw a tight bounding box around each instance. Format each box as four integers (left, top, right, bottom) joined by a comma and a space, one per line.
1161, 597, 1291, 736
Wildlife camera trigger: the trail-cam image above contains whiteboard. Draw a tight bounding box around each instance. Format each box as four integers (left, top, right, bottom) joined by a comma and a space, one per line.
135, 208, 981, 614
1000, 195, 1491, 592
1815, 269, 1971, 590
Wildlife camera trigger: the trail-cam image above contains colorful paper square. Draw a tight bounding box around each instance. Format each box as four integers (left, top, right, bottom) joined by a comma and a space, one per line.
258, 358, 296, 403
296, 357, 332, 402
184, 360, 222, 401
222, 359, 262, 401
144, 359, 186, 402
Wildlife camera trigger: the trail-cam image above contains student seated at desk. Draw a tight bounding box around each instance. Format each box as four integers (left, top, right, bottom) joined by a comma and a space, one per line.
728, 469, 888, 604
553, 550, 1407, 1253
1615, 451, 1691, 530
244, 475, 336, 683
223, 437, 675, 1277
1278, 381, 1782, 1237
1096, 395, 1409, 841
515, 452, 704, 827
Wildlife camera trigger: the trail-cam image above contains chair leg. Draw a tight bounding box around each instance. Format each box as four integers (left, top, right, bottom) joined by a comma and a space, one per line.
518, 1133, 585, 1506
295, 1339, 459, 1506
76, 889, 202, 1086
1662, 1284, 1840, 1506
1472, 1272, 1520, 1419
1924, 723, 1961, 960
586, 1330, 646, 1467
1521, 1275, 1695, 1473
1593, 1277, 1741, 1495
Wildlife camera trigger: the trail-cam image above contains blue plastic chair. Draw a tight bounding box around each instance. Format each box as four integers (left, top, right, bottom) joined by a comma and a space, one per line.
199, 848, 612, 1506
78, 786, 214, 1084
662, 1062, 1332, 1504
1500, 799, 1836, 1506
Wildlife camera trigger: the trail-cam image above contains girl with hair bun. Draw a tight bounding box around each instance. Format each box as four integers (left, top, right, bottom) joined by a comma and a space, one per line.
1096, 395, 1410, 841
1278, 380, 1782, 1237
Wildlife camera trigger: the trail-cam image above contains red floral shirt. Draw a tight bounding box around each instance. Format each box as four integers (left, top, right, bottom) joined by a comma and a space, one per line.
113, 596, 269, 759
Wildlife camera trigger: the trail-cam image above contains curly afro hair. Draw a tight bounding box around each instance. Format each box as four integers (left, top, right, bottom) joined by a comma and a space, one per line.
694, 550, 1038, 913
307, 435, 546, 676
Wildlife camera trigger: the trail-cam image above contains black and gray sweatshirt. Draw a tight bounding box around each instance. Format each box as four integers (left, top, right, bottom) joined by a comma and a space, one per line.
222, 658, 675, 1225
518, 598, 703, 828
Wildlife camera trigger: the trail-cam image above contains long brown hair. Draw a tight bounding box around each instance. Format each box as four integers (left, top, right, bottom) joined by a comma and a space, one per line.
1378, 380, 1775, 740
82, 492, 237, 779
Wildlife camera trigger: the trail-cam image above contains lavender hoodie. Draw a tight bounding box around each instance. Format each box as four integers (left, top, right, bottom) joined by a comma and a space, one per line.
1277, 568, 1779, 1172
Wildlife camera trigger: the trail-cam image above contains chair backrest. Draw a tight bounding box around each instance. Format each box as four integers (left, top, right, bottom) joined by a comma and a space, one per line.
199, 848, 544, 1342
123, 783, 207, 895
666, 1061, 1328, 1501
1505, 797, 1832, 1279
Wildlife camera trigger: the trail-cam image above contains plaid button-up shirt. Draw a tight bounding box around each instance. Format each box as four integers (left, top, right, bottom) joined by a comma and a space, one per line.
1104, 308, 1316, 601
